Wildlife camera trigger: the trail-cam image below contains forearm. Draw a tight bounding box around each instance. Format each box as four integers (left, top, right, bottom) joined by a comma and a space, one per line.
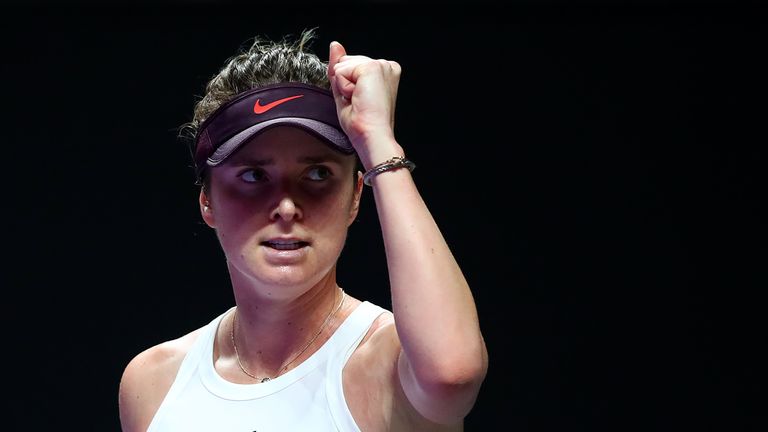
370, 146, 487, 385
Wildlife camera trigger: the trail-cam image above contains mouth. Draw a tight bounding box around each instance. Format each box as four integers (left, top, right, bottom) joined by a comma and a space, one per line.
261, 239, 310, 251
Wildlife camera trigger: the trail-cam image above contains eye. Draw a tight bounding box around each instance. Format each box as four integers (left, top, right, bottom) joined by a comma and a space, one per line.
305, 165, 333, 181
239, 168, 268, 183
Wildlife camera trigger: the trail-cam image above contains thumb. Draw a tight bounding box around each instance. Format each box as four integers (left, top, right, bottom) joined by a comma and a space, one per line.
328, 41, 353, 103
328, 41, 346, 78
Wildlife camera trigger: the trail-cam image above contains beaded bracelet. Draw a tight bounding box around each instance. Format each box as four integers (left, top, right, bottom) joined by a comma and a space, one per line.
362, 156, 416, 186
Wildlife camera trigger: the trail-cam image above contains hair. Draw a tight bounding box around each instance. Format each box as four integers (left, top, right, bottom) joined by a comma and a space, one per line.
179, 28, 354, 187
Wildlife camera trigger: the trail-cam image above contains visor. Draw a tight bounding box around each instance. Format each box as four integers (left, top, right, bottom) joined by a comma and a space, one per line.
193, 82, 354, 178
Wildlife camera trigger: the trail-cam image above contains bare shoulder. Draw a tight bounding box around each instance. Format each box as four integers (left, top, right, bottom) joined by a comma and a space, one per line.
118, 328, 204, 432
363, 308, 396, 344
354, 309, 400, 361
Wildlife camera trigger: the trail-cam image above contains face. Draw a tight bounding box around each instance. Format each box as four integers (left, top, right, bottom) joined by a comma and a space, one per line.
200, 126, 362, 297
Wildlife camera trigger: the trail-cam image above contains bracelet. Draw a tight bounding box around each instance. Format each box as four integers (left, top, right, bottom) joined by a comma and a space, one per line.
362, 156, 416, 186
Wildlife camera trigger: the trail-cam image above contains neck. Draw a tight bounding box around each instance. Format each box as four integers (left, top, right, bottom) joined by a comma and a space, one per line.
227, 279, 344, 378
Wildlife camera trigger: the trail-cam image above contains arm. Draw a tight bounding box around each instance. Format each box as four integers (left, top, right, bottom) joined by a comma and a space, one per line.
118, 331, 200, 431
328, 41, 488, 426
119, 347, 166, 432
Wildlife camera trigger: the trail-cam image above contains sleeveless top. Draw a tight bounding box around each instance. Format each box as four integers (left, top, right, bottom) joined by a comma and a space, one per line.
147, 301, 388, 432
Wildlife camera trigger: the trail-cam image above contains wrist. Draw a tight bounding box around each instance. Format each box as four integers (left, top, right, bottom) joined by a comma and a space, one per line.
362, 156, 416, 186
354, 137, 404, 171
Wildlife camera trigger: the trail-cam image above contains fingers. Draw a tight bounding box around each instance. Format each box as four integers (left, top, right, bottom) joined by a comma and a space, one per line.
329, 42, 402, 104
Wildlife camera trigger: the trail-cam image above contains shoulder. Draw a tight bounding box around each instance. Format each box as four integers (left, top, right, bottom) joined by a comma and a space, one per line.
352, 303, 399, 358
343, 302, 399, 382
363, 306, 396, 344
118, 327, 205, 432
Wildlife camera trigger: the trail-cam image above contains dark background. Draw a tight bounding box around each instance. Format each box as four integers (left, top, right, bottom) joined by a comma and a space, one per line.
4, 1, 766, 431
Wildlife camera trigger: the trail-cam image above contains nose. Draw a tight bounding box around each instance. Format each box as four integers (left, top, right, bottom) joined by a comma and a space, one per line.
270, 196, 303, 222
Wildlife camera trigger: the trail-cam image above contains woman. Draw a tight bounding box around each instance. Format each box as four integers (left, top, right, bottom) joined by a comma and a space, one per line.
118, 29, 488, 431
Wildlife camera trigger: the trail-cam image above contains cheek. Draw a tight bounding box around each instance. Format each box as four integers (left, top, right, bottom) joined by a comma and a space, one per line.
214, 215, 260, 256
211, 181, 268, 218
210, 198, 268, 251
309, 188, 356, 226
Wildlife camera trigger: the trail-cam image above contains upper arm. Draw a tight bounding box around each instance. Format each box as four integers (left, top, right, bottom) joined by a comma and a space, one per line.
119, 348, 162, 432
119, 344, 180, 432
358, 314, 487, 428
395, 330, 488, 427
397, 345, 487, 426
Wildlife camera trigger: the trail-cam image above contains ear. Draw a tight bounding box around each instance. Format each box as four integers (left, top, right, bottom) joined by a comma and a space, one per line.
199, 189, 216, 227
348, 171, 363, 226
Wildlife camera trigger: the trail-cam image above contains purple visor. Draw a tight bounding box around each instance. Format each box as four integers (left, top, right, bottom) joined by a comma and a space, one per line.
193, 82, 354, 177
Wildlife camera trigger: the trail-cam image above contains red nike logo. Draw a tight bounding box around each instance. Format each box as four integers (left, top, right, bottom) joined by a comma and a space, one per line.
253, 94, 304, 114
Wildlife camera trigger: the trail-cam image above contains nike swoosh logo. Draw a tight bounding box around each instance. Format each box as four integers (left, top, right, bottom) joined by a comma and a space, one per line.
253, 94, 304, 114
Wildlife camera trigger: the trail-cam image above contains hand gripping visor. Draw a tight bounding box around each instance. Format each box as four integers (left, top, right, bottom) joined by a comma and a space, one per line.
193, 83, 354, 178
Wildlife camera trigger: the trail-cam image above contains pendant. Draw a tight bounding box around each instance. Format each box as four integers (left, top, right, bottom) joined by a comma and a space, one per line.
261, 377, 271, 383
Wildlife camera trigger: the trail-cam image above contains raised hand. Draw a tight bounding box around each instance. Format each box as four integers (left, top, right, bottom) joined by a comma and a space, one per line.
328, 41, 403, 170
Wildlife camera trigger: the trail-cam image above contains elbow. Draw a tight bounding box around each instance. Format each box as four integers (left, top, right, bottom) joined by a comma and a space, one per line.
442, 353, 488, 389
399, 342, 489, 424
419, 340, 489, 389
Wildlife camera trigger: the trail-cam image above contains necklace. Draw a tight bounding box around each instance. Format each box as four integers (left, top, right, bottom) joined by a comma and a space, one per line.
230, 288, 346, 383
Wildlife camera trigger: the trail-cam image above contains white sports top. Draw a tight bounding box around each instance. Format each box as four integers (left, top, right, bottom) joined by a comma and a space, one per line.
147, 301, 388, 432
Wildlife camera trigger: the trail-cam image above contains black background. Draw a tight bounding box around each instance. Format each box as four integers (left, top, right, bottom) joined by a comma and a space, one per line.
4, 1, 766, 431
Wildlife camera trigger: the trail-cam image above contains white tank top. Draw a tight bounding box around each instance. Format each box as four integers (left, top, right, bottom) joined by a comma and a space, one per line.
147, 301, 388, 432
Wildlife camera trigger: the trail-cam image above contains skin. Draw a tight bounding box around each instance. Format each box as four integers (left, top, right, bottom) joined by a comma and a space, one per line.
119, 41, 488, 431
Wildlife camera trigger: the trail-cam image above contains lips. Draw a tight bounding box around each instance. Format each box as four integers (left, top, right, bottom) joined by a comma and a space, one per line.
261, 239, 309, 250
